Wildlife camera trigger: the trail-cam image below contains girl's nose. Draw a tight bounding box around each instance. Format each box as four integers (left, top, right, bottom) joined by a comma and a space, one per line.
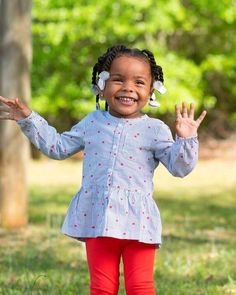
121, 81, 134, 92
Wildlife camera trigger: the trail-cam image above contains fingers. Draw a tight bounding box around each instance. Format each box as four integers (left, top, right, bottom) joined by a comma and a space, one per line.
0, 95, 17, 108
175, 102, 190, 118
175, 101, 207, 126
0, 100, 11, 120
0, 96, 23, 111
0, 96, 16, 120
0, 106, 10, 113
182, 102, 188, 118
15, 97, 24, 109
175, 104, 181, 119
189, 103, 195, 119
175, 102, 190, 119
196, 110, 207, 126
0, 106, 13, 120
0, 108, 14, 120
0, 96, 11, 105
175, 102, 195, 118
0, 96, 30, 121
0, 114, 14, 120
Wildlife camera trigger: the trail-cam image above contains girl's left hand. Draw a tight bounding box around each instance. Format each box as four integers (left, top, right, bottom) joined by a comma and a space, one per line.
175, 102, 207, 138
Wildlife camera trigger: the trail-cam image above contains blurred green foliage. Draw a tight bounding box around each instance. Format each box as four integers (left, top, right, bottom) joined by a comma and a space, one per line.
31, 0, 236, 135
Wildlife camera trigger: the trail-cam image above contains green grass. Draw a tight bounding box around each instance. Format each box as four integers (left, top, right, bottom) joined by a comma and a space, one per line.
0, 159, 236, 294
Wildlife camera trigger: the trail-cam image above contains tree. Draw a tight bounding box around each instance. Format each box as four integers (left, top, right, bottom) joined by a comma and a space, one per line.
31, 0, 235, 137
0, 0, 32, 227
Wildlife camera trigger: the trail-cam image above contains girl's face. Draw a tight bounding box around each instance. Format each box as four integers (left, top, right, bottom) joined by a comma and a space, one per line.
102, 55, 153, 119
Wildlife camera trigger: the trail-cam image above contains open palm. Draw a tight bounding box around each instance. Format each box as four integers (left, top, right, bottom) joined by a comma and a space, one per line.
0, 96, 31, 121
175, 102, 207, 138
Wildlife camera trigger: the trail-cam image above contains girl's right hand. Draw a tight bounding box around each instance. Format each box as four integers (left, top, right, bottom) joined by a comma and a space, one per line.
0, 96, 32, 121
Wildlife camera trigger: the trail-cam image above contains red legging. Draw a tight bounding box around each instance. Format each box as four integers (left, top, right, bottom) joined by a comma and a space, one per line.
85, 237, 156, 295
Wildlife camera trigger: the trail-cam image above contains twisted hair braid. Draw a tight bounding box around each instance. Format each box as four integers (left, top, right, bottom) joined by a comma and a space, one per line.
91, 45, 164, 110
141, 49, 164, 83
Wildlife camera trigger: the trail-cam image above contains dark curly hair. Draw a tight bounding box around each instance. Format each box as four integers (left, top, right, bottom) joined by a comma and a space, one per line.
92, 45, 164, 110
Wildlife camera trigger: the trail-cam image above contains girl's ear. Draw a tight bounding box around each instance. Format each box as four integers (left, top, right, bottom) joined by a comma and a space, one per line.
97, 84, 103, 96
99, 91, 105, 101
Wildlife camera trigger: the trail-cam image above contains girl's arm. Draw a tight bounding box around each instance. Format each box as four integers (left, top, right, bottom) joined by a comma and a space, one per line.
0, 96, 85, 159
154, 102, 206, 177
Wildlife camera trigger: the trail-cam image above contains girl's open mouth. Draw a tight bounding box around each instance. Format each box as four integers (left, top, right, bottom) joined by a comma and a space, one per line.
116, 96, 137, 105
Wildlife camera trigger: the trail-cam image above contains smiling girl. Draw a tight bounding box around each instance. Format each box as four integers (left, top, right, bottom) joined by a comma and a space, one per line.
0, 45, 206, 295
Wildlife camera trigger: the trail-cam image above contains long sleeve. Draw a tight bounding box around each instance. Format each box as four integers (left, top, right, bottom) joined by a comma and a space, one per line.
17, 111, 85, 160
153, 122, 198, 177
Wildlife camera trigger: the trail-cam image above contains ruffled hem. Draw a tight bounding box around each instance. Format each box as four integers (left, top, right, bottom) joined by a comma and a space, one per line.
61, 185, 162, 247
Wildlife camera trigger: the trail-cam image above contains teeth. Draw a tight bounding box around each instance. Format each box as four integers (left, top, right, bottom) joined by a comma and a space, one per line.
118, 97, 135, 102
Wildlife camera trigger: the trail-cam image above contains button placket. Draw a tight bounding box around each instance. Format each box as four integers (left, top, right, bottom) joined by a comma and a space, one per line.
106, 121, 124, 189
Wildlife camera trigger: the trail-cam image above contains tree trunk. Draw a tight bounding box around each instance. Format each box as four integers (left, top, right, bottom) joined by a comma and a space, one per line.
0, 0, 32, 227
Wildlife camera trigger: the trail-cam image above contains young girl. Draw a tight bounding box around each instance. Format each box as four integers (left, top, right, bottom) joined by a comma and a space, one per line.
0, 45, 206, 295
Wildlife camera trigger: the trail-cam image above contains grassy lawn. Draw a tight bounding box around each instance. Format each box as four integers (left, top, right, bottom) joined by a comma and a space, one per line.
0, 159, 236, 294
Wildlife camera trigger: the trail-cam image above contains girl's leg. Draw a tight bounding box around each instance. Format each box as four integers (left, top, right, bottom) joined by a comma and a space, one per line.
122, 240, 156, 295
85, 237, 122, 295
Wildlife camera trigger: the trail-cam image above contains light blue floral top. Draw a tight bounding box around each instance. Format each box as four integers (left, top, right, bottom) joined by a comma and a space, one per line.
17, 110, 198, 247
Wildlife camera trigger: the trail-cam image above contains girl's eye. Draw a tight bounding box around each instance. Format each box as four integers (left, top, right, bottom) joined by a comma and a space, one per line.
112, 78, 122, 82
136, 80, 145, 85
